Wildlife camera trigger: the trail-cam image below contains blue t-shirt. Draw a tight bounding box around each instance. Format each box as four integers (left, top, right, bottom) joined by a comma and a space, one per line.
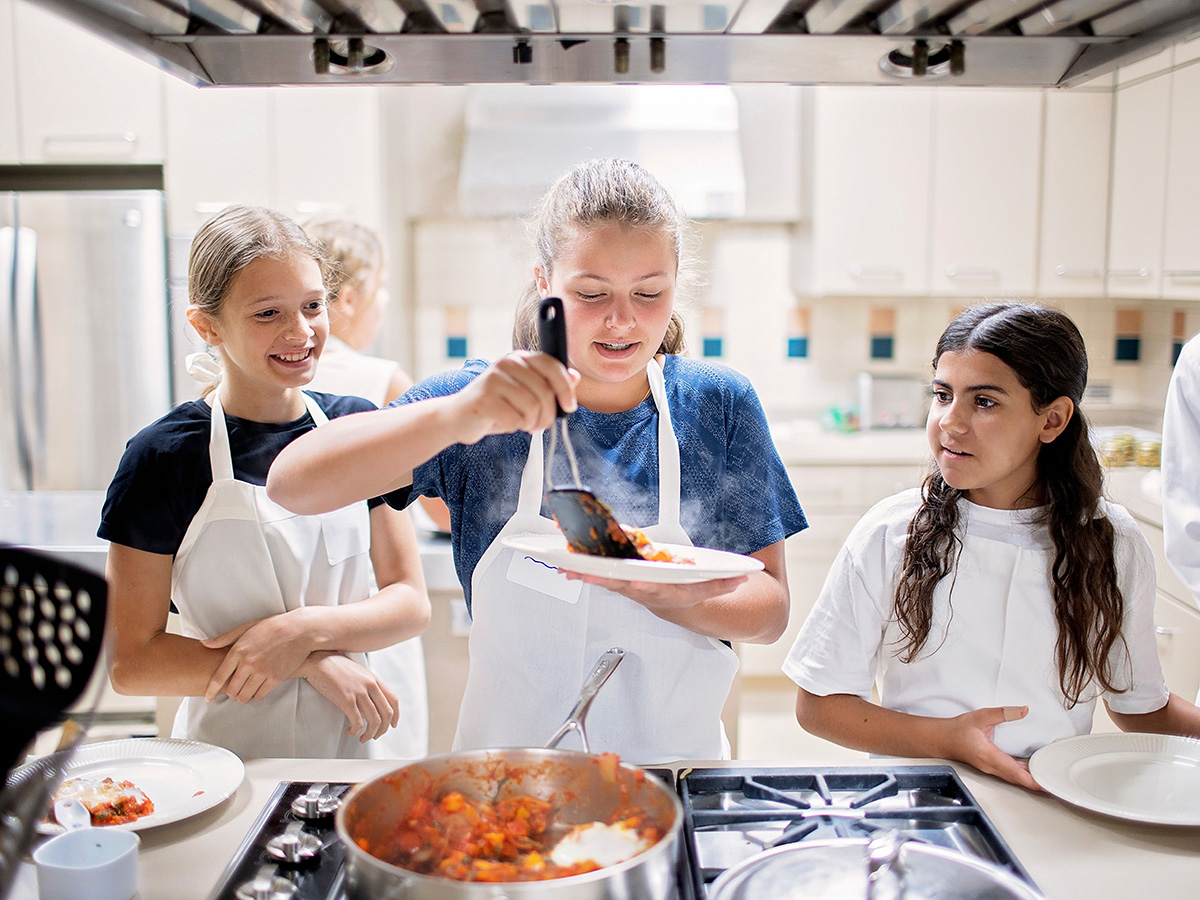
99, 391, 382, 556
386, 355, 807, 612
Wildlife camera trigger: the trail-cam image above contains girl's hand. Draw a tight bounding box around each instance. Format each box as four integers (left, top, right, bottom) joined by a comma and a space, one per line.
299, 652, 400, 742
561, 571, 749, 612
450, 351, 579, 444
201, 612, 314, 703
942, 706, 1043, 791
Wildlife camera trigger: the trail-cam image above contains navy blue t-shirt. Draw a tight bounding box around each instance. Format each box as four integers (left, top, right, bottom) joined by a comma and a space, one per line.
386, 355, 808, 612
99, 391, 382, 556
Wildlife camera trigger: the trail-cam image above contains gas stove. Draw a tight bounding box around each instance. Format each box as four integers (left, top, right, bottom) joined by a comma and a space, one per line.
206, 765, 1035, 900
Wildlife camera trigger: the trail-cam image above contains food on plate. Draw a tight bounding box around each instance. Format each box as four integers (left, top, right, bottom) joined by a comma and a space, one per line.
558, 518, 695, 565
363, 753, 661, 882
53, 775, 155, 826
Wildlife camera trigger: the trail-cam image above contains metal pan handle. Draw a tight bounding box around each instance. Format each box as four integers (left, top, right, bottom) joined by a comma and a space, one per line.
544, 647, 625, 753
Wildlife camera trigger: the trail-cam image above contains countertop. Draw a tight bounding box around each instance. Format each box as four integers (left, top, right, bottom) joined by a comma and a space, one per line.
769, 421, 931, 466
6, 755, 1196, 900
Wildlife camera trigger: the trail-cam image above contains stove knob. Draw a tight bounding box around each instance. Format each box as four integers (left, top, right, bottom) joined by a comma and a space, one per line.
235, 865, 298, 900
266, 821, 323, 864
290, 782, 341, 819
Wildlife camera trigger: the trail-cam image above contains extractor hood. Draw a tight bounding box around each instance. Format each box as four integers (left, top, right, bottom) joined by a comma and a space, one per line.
458, 85, 745, 217
25, 0, 1200, 87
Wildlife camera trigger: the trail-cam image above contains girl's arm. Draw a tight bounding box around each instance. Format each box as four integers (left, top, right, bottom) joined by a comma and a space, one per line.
563, 540, 790, 644
200, 503, 431, 702
795, 688, 1041, 790
268, 352, 578, 515
1106, 693, 1200, 737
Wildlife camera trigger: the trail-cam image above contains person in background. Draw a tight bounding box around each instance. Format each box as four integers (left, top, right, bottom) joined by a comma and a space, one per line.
785, 302, 1200, 790
1161, 331, 1200, 704
100, 205, 431, 759
268, 158, 808, 765
302, 217, 430, 758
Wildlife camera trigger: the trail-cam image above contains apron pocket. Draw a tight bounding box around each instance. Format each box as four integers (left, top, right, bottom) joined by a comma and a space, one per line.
320, 504, 371, 565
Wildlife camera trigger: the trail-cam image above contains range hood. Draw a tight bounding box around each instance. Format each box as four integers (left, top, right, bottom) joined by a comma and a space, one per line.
458, 85, 744, 217
28, 0, 1200, 86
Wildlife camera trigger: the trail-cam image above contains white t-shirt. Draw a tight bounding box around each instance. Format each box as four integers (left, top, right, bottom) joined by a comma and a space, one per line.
783, 489, 1168, 758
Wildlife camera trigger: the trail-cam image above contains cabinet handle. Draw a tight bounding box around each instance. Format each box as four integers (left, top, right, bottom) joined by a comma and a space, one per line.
1106, 267, 1152, 278
42, 133, 138, 158
849, 265, 904, 280
1053, 266, 1101, 279
944, 266, 999, 280
1154, 625, 1180, 636
1165, 270, 1200, 281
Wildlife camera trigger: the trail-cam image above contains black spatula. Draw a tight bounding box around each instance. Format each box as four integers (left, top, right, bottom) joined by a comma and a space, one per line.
536, 297, 642, 559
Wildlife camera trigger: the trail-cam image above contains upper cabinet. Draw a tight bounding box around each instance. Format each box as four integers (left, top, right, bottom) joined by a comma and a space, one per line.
1163, 61, 1200, 301
1038, 90, 1112, 297
928, 90, 1042, 297
12, 0, 164, 163
1107, 72, 1170, 298
809, 87, 933, 296
164, 84, 384, 235
0, 0, 17, 164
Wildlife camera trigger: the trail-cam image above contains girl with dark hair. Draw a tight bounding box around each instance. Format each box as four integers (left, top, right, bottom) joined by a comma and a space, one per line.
270, 159, 807, 765
784, 302, 1200, 789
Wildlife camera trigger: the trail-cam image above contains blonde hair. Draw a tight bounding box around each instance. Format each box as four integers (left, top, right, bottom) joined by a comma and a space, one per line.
512, 158, 696, 355
187, 205, 331, 396
302, 218, 385, 303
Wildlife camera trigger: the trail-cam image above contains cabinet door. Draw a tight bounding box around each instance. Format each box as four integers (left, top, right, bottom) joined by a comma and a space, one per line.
163, 79, 272, 234
0, 0, 17, 164
272, 87, 384, 230
1154, 592, 1200, 703
1107, 75, 1170, 298
810, 87, 933, 296
1163, 63, 1200, 301
929, 90, 1042, 296
13, 0, 163, 163
1038, 90, 1111, 297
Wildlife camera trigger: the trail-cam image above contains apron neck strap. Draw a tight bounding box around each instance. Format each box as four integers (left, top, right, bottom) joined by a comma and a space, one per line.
209, 391, 327, 481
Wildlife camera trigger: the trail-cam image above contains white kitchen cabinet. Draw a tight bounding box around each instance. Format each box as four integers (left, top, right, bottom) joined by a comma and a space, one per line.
809, 87, 933, 296
1162, 62, 1200, 301
1154, 591, 1200, 702
163, 84, 384, 235
272, 86, 385, 231
928, 90, 1042, 297
1107, 74, 1170, 298
13, 0, 164, 163
1038, 90, 1112, 297
0, 0, 18, 164
163, 80, 273, 234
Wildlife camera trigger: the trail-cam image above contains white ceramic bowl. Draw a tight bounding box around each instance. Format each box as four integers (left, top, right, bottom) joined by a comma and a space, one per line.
33, 828, 140, 900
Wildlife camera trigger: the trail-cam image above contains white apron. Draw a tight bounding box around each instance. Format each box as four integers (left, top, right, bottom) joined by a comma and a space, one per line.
170, 391, 374, 759
453, 359, 739, 765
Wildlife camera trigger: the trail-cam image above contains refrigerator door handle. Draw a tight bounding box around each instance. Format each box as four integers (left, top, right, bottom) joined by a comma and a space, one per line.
12, 226, 43, 491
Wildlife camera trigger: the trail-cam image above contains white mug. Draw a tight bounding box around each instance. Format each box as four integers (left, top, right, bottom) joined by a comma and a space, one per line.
33, 828, 140, 900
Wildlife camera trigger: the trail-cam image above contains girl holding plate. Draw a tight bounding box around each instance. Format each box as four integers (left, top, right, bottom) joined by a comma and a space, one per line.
269, 158, 808, 765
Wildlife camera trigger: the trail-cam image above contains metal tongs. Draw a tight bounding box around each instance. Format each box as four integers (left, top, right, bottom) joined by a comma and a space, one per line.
536, 297, 642, 559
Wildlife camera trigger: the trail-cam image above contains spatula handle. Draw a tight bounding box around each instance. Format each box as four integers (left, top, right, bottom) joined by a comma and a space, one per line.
536, 296, 569, 418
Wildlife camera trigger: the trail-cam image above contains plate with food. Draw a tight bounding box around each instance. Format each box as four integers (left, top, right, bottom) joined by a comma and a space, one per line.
503, 533, 764, 584
8, 737, 245, 834
1028, 732, 1200, 826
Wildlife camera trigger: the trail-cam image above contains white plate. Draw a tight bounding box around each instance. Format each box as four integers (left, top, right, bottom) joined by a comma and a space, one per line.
12, 738, 245, 834
1029, 732, 1200, 826
503, 534, 764, 584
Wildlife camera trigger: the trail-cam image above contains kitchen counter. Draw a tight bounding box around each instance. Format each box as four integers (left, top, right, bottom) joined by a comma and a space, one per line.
6, 755, 1196, 900
769, 420, 931, 466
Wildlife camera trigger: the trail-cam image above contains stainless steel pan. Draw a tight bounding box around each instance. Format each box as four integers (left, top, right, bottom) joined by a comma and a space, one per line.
336, 648, 683, 899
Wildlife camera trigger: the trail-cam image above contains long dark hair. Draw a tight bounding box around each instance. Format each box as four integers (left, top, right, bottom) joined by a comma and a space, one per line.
895, 302, 1127, 705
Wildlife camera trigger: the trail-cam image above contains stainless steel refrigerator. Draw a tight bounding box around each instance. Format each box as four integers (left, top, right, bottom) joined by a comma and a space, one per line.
0, 182, 172, 493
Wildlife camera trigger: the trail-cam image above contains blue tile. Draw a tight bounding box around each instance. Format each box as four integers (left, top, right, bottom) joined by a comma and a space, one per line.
870, 336, 894, 360
440, 2, 461, 23
528, 3, 552, 28
1114, 337, 1140, 362
787, 336, 808, 359
702, 337, 723, 358
702, 3, 726, 29
447, 336, 468, 359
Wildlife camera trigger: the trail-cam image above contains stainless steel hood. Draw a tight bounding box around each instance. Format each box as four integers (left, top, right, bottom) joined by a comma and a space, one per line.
27, 0, 1200, 86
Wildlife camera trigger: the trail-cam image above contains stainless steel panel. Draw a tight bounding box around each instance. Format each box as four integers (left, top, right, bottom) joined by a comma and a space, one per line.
239, 0, 335, 32
877, 0, 967, 33
1092, 0, 1200, 36
947, 0, 1048, 35
804, 0, 889, 32
1018, 0, 1130, 35
78, 0, 191, 34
